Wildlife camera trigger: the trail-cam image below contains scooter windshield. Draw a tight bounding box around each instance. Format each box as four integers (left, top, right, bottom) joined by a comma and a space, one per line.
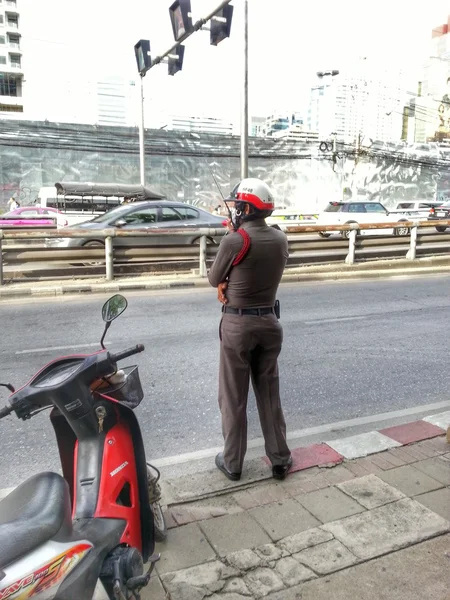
33, 359, 84, 388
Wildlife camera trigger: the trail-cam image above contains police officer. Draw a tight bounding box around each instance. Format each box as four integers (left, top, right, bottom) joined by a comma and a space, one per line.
208, 178, 292, 481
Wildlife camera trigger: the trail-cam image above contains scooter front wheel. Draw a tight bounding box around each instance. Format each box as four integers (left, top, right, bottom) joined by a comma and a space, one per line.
147, 464, 167, 542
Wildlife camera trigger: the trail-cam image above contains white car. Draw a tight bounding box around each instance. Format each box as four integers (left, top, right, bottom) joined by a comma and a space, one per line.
316, 201, 411, 239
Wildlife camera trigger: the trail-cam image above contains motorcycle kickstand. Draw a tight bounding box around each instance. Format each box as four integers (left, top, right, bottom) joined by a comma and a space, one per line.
117, 553, 161, 600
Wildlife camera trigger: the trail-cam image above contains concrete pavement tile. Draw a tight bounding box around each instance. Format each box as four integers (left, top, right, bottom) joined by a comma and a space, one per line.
275, 556, 316, 586
320, 464, 355, 485
415, 487, 450, 521
269, 534, 450, 600
337, 474, 405, 509
222, 578, 252, 596
161, 560, 238, 598
225, 549, 263, 570
277, 527, 334, 555
254, 544, 286, 562
387, 446, 416, 467
420, 436, 449, 454
303, 471, 330, 490
185, 495, 244, 520
249, 498, 320, 542
244, 567, 285, 597
245, 482, 290, 507
355, 456, 383, 473
156, 523, 216, 574
378, 464, 444, 496
389, 445, 431, 462
296, 486, 366, 523
280, 472, 321, 495
344, 460, 372, 477
323, 498, 450, 561
412, 456, 450, 485
361, 452, 394, 471
424, 410, 450, 430
415, 439, 446, 458
326, 431, 401, 459
379, 449, 408, 467
200, 512, 271, 556
293, 539, 358, 574
139, 575, 167, 600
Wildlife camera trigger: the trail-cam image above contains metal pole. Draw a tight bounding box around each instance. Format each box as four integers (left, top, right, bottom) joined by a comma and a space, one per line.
240, 0, 249, 179
199, 235, 207, 277
406, 225, 417, 260
105, 236, 114, 281
0, 236, 3, 286
345, 228, 357, 265
139, 75, 145, 187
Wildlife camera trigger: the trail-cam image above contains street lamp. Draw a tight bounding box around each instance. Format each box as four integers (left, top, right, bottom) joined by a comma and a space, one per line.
134, 39, 152, 187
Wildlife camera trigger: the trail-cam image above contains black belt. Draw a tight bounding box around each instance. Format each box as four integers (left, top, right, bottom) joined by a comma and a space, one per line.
222, 306, 274, 316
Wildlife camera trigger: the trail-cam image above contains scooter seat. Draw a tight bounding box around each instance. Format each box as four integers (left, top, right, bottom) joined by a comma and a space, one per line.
0, 472, 71, 568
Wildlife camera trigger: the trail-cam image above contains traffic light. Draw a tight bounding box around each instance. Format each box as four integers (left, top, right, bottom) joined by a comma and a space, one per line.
210, 4, 234, 46
168, 45, 185, 76
134, 40, 151, 76
169, 0, 193, 41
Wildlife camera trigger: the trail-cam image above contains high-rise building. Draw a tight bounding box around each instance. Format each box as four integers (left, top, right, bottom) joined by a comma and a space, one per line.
412, 16, 450, 143
308, 61, 408, 144
0, 0, 23, 115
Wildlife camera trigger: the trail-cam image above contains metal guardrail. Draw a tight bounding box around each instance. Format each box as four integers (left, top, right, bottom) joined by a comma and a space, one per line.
0, 219, 449, 285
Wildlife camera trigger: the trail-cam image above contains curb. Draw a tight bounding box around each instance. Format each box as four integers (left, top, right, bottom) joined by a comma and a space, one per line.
1, 262, 450, 300
162, 411, 450, 505
285, 412, 449, 474
1, 412, 449, 504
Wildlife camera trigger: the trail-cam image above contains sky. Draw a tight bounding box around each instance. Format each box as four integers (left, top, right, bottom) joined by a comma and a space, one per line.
21, 0, 450, 127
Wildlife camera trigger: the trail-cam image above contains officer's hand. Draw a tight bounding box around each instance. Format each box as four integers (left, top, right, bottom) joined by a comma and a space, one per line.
217, 282, 228, 304
224, 218, 234, 231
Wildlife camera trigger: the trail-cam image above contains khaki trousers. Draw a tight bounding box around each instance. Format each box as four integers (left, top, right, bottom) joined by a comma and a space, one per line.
218, 312, 291, 473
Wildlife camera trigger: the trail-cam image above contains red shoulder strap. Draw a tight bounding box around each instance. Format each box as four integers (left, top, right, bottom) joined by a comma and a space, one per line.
232, 229, 251, 266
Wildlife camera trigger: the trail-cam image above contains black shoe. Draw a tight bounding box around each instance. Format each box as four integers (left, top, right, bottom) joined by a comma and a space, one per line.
272, 456, 293, 481
215, 453, 241, 481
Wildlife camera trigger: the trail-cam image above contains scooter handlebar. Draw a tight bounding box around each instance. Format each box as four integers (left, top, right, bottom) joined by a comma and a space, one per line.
0, 405, 13, 419
109, 344, 145, 364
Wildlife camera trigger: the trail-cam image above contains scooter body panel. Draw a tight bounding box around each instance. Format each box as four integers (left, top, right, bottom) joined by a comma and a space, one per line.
0, 540, 93, 600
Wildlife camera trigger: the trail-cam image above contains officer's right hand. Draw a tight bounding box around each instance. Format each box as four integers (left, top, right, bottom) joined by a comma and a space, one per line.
218, 282, 228, 304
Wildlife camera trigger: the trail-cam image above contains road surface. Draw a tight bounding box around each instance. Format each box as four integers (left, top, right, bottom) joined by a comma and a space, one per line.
0, 275, 449, 487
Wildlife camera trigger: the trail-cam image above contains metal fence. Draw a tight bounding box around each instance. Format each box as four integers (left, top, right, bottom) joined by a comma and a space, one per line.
0, 219, 449, 285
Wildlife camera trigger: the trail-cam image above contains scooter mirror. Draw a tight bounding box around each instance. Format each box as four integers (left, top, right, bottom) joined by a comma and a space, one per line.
102, 294, 128, 323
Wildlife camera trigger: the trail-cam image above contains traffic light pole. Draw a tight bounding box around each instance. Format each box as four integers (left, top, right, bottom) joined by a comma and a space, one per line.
139, 74, 145, 186
241, 0, 248, 179
151, 0, 232, 69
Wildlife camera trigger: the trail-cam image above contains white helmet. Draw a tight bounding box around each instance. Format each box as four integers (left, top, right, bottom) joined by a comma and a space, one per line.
229, 178, 275, 211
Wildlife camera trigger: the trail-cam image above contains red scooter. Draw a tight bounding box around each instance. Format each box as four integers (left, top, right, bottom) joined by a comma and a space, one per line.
0, 294, 166, 600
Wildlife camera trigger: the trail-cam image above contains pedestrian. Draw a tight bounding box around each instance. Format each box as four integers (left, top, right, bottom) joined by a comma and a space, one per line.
7, 197, 18, 211
208, 178, 292, 482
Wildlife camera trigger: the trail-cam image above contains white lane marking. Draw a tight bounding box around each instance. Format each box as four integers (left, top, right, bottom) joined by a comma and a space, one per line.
303, 315, 368, 325
150, 399, 450, 468
15, 342, 101, 355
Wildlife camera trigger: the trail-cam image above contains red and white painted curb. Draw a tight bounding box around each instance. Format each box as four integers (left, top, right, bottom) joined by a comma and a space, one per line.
267, 411, 450, 474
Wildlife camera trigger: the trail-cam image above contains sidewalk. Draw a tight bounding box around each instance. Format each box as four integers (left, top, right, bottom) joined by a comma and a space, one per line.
1, 255, 450, 300
147, 413, 450, 600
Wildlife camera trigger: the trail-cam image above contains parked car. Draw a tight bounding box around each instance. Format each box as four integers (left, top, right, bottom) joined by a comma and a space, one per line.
0, 206, 68, 228
266, 209, 318, 230
389, 200, 443, 219
428, 201, 450, 232
316, 201, 411, 239
45, 200, 227, 249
